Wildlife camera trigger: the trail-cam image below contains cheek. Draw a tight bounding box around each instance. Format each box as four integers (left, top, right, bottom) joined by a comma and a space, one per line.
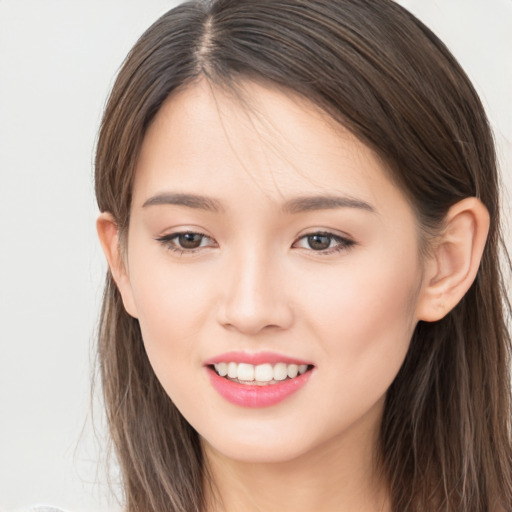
301, 250, 421, 382
127, 253, 214, 394
129, 235, 213, 332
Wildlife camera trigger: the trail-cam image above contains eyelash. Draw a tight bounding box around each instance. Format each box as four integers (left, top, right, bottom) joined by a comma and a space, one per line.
155, 231, 356, 256
156, 231, 215, 256
293, 232, 356, 254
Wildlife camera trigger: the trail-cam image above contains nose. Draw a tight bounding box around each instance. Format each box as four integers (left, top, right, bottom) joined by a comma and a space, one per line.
217, 250, 294, 335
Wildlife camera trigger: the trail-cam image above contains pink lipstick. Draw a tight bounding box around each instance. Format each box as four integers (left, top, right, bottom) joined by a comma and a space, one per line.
204, 351, 313, 408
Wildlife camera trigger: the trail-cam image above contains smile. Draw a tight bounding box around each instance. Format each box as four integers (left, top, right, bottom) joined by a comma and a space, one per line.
212, 362, 310, 384
205, 353, 314, 407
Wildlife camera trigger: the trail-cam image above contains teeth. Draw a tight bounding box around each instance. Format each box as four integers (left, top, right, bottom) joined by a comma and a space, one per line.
237, 363, 254, 381
287, 364, 298, 378
213, 362, 310, 382
254, 363, 273, 382
273, 363, 288, 381
227, 362, 238, 379
216, 362, 228, 377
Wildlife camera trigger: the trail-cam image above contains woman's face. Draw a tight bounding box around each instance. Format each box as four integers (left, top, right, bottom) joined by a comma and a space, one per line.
118, 79, 428, 463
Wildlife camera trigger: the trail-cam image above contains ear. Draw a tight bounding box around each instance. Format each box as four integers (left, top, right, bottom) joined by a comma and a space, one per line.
96, 212, 139, 318
416, 197, 490, 322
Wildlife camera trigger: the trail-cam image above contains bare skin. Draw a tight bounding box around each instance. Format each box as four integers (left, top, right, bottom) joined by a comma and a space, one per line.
203, 395, 389, 512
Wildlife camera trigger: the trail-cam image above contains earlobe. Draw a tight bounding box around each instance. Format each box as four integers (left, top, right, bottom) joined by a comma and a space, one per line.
96, 213, 139, 318
416, 197, 490, 322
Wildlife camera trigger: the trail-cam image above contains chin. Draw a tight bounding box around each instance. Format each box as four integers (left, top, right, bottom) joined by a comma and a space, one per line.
200, 429, 316, 464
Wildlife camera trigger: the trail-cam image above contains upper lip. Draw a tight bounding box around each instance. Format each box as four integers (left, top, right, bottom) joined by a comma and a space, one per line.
203, 351, 312, 366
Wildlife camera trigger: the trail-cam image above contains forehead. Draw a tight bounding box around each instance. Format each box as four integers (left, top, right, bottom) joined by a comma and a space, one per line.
132, 78, 408, 215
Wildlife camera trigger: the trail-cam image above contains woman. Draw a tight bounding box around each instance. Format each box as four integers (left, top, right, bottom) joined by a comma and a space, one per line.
94, 0, 512, 510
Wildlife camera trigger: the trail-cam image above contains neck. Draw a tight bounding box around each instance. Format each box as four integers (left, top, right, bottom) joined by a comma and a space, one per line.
202, 401, 390, 512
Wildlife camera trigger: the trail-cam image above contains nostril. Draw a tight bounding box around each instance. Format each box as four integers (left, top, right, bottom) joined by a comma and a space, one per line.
217, 302, 294, 335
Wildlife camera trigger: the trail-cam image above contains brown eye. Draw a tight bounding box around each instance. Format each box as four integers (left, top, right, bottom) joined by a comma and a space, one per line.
178, 232, 204, 249
156, 231, 215, 253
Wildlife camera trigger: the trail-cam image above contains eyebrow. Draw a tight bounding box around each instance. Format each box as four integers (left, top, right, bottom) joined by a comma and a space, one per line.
142, 193, 224, 212
282, 195, 375, 214
142, 192, 375, 214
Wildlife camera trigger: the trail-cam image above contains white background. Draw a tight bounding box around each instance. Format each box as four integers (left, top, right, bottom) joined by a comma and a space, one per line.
0, 1, 510, 511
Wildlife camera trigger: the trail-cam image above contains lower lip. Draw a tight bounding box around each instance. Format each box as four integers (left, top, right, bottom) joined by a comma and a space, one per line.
206, 367, 313, 407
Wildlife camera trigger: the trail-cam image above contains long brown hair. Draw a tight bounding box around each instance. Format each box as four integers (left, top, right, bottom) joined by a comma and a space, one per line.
94, 1, 512, 510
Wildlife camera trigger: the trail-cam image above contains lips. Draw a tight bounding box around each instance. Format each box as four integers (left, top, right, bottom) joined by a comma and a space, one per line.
204, 351, 314, 407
